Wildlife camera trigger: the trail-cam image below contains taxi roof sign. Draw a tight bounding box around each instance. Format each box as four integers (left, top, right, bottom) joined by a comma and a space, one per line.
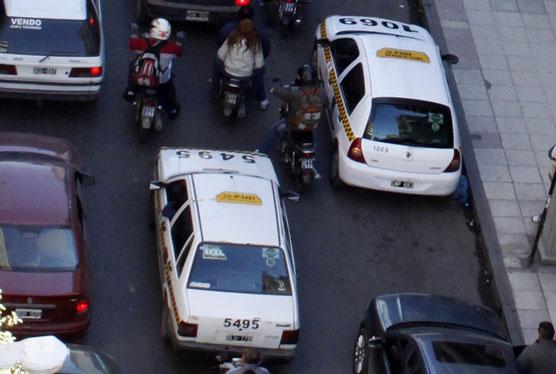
215, 191, 262, 206
376, 48, 430, 63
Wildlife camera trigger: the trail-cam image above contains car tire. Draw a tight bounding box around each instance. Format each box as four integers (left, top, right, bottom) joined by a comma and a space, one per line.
353, 328, 369, 374
136, 0, 150, 25
330, 147, 345, 189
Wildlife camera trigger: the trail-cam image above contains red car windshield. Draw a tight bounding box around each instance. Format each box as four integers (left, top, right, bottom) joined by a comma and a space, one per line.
0, 225, 78, 272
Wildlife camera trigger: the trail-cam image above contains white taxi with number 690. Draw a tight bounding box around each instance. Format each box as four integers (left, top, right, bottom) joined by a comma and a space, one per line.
149, 148, 300, 361
313, 16, 461, 196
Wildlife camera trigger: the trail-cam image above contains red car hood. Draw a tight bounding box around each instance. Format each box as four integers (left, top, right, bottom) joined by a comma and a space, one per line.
0, 270, 80, 296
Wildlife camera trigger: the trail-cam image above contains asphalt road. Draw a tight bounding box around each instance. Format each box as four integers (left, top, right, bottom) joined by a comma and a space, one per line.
0, 0, 496, 373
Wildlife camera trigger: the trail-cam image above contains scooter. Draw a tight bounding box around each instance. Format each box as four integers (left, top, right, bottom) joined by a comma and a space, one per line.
265, 0, 306, 37
219, 75, 250, 119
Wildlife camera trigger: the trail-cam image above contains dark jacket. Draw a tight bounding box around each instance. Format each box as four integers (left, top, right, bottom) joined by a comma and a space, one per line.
217, 21, 271, 59
516, 339, 556, 374
271, 84, 321, 131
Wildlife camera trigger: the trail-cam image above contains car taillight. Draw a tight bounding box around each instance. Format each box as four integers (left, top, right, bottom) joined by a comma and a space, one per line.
347, 138, 366, 163
178, 322, 198, 337
280, 329, 299, 345
76, 298, 90, 314
444, 149, 461, 172
69, 67, 102, 77
0, 64, 17, 75
235, 0, 250, 6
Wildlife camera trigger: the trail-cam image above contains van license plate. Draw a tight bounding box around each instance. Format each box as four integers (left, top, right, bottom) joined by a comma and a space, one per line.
186, 10, 209, 22
33, 67, 56, 75
226, 335, 253, 342
391, 180, 413, 188
15, 308, 42, 320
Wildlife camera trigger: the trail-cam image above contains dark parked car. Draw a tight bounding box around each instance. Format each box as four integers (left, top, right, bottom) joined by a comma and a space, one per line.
0, 133, 94, 336
136, 0, 251, 26
353, 293, 519, 374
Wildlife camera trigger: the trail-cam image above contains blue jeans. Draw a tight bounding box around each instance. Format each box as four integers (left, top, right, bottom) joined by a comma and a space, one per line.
259, 118, 286, 154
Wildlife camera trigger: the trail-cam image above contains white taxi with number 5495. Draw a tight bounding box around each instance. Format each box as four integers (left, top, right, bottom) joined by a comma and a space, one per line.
313, 16, 461, 196
149, 148, 300, 361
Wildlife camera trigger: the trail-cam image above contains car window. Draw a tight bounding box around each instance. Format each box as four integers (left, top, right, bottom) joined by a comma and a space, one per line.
188, 243, 292, 295
386, 337, 426, 374
340, 63, 365, 114
176, 234, 194, 277
433, 341, 506, 367
364, 98, 454, 148
0, 0, 100, 56
331, 38, 360, 75
0, 225, 78, 272
166, 180, 188, 207
170, 204, 193, 260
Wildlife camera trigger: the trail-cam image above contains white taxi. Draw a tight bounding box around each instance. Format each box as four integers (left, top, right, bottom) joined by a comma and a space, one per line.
150, 148, 300, 361
0, 0, 104, 100
314, 16, 461, 196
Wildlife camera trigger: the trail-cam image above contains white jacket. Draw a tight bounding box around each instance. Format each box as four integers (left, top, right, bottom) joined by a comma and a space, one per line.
217, 39, 264, 78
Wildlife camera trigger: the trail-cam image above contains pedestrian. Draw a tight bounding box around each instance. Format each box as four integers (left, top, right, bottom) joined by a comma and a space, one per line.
516, 321, 556, 374
227, 348, 270, 374
216, 5, 271, 109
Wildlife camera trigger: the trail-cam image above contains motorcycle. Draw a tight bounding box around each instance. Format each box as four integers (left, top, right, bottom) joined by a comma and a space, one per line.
214, 355, 241, 373
219, 75, 250, 119
265, 0, 306, 37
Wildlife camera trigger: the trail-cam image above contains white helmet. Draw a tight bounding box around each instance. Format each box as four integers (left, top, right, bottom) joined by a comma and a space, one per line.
150, 18, 171, 41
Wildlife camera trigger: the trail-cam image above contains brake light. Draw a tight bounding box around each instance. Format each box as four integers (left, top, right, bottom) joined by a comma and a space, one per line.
69, 67, 102, 77
280, 329, 299, 345
235, 0, 250, 6
76, 299, 90, 314
0, 64, 17, 75
444, 149, 461, 172
347, 138, 366, 163
178, 321, 198, 337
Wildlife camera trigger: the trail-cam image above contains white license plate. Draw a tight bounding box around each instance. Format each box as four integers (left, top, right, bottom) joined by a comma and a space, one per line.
226, 94, 237, 105
142, 105, 155, 118
391, 180, 414, 188
186, 10, 209, 22
282, 3, 295, 12
301, 158, 313, 169
226, 334, 253, 342
33, 67, 56, 75
15, 308, 42, 320
303, 112, 321, 121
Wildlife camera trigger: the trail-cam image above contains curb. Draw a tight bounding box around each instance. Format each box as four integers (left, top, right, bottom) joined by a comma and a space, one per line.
415, 0, 524, 345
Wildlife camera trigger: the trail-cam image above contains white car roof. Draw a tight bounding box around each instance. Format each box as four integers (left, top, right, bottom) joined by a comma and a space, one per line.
192, 173, 281, 246
3, 0, 87, 20
158, 148, 278, 184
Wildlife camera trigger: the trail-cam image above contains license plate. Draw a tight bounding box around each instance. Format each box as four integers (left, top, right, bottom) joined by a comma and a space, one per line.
303, 112, 321, 121
15, 308, 42, 320
186, 10, 209, 22
301, 158, 313, 169
226, 334, 253, 342
33, 67, 56, 75
391, 180, 413, 188
226, 94, 237, 105
282, 2, 295, 12
142, 105, 155, 118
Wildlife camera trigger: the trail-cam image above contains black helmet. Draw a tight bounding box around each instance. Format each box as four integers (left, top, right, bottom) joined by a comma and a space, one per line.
296, 64, 314, 86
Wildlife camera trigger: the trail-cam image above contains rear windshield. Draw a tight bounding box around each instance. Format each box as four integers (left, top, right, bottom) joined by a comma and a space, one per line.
0, 225, 78, 272
188, 243, 292, 295
364, 98, 453, 148
0, 1, 100, 56
433, 341, 506, 367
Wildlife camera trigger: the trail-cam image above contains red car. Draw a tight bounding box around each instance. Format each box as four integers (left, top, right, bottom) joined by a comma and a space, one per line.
0, 133, 94, 336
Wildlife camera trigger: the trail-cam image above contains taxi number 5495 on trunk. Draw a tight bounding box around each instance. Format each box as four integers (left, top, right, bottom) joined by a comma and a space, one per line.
224, 318, 260, 329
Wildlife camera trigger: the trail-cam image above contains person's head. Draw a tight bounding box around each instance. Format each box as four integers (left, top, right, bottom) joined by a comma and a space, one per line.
150, 18, 171, 41
295, 64, 314, 86
228, 19, 260, 54
238, 5, 254, 21
241, 348, 261, 364
538, 321, 555, 340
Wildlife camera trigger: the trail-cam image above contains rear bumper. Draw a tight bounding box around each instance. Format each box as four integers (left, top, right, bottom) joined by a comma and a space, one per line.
0, 80, 102, 101
339, 151, 460, 196
11, 316, 90, 337
175, 338, 296, 360
145, 0, 237, 23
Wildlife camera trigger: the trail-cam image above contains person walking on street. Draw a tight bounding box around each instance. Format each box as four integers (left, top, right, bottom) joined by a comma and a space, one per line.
517, 321, 556, 374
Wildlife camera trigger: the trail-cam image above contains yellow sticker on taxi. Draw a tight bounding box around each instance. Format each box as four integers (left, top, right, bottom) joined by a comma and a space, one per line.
376, 48, 430, 63
215, 192, 262, 206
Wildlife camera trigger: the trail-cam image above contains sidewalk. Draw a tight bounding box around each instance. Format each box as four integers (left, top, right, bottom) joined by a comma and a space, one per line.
422, 0, 556, 344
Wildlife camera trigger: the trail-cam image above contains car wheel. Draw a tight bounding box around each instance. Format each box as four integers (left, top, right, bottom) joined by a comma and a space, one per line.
330, 147, 345, 189
353, 328, 369, 374
136, 0, 150, 25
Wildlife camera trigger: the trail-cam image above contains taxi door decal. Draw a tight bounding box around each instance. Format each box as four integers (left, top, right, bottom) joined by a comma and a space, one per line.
319, 21, 355, 142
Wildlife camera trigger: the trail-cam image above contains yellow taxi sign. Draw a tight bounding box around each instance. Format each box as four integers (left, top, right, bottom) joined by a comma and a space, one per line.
215, 191, 262, 206
376, 48, 430, 63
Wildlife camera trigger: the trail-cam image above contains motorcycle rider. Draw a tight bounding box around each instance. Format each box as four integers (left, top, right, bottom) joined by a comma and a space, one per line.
226, 348, 270, 374
258, 64, 322, 154
216, 19, 264, 118
124, 18, 183, 120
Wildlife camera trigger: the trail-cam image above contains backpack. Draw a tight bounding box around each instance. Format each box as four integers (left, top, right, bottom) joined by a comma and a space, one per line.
292, 86, 322, 131
132, 40, 167, 88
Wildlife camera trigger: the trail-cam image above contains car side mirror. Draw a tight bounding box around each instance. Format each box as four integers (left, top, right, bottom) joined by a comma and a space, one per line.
77, 172, 95, 186
367, 336, 384, 349
149, 181, 165, 191
281, 190, 301, 202
315, 38, 330, 47
441, 53, 459, 65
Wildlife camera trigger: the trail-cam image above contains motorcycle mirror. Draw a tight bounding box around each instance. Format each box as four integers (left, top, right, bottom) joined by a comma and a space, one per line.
130, 22, 139, 31
176, 31, 186, 40
441, 53, 459, 65
367, 336, 384, 349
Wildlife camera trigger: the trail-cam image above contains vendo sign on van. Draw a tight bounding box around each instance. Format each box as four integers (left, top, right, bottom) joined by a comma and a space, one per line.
9, 18, 42, 30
